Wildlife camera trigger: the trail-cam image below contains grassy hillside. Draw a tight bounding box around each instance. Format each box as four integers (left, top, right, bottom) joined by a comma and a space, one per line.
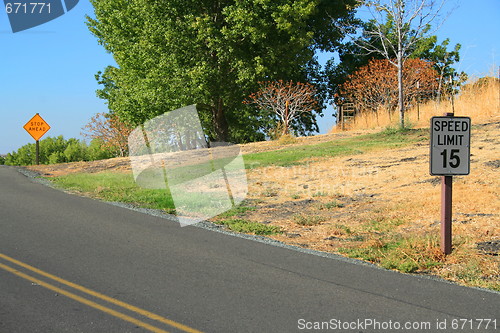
44, 128, 424, 217
26, 80, 499, 291
334, 77, 499, 132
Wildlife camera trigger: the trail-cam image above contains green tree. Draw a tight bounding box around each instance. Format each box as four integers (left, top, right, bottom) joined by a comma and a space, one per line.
87, 138, 115, 161
326, 19, 438, 106
87, 0, 357, 142
327, 10, 463, 118
64, 141, 88, 162
39, 136, 69, 164
0, 156, 5, 165
332, 0, 449, 128
48, 152, 66, 164
420, 38, 466, 99
4, 153, 15, 166
4, 137, 94, 166
5, 144, 36, 166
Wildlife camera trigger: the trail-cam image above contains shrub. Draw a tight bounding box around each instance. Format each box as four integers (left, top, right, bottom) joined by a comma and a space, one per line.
292, 214, 326, 226
4, 136, 118, 166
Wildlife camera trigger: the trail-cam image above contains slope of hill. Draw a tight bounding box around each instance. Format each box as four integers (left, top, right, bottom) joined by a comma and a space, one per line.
242, 121, 499, 290
26, 119, 499, 291
334, 76, 499, 132
23, 79, 499, 290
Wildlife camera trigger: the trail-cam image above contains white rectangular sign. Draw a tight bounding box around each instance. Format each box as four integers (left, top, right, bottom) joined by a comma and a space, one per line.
430, 116, 471, 176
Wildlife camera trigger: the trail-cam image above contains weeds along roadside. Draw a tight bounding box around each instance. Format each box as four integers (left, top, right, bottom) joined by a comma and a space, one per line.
40, 124, 499, 291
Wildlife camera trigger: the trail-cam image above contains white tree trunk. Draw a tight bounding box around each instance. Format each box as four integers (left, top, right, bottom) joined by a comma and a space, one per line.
397, 53, 405, 128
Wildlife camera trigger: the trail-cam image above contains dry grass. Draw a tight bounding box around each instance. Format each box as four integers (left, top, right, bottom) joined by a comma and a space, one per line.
27, 79, 499, 290
243, 120, 499, 289
241, 94, 499, 287
334, 78, 500, 131
28, 130, 377, 178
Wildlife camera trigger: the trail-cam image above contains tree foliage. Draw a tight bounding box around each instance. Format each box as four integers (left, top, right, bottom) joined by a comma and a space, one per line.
327, 32, 464, 110
419, 38, 466, 99
3, 136, 115, 166
86, 0, 357, 142
82, 113, 134, 157
246, 80, 319, 136
330, 0, 449, 127
327, 19, 434, 99
338, 58, 438, 114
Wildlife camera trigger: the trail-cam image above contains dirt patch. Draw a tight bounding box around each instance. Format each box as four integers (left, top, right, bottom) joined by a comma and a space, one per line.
27, 129, 376, 177
236, 122, 499, 288
26, 121, 500, 289
27, 157, 131, 177
28, 123, 499, 253
477, 241, 500, 256
485, 160, 500, 169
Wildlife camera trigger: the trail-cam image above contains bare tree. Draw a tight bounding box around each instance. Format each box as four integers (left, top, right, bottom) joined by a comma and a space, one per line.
337, 0, 448, 128
82, 113, 134, 157
246, 80, 319, 136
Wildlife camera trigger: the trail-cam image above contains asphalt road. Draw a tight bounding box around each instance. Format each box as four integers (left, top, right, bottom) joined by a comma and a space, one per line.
0, 166, 498, 333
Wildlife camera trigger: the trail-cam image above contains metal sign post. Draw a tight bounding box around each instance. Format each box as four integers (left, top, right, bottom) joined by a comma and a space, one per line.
430, 113, 471, 255
36, 140, 40, 165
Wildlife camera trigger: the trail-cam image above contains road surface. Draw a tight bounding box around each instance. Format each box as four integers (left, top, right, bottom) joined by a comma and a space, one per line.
0, 166, 498, 332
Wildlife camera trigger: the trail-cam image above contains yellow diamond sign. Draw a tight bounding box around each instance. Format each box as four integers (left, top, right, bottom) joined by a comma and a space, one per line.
24, 113, 51, 141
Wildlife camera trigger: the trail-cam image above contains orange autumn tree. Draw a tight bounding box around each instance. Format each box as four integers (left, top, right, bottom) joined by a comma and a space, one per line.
339, 58, 438, 116
247, 80, 319, 136
82, 113, 134, 157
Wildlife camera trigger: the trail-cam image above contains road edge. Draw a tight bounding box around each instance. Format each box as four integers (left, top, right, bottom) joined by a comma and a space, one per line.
15, 165, 500, 296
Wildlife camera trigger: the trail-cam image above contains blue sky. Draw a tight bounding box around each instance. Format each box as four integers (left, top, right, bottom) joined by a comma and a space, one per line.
1, 0, 499, 154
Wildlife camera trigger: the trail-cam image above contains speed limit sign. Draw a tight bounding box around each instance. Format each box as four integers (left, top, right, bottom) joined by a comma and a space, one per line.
430, 116, 471, 175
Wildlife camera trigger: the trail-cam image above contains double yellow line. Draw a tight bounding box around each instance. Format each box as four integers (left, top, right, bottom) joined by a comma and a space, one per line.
0, 253, 203, 333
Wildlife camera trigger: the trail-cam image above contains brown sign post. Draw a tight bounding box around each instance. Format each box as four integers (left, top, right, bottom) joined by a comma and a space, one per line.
23, 113, 51, 165
430, 113, 471, 255
441, 173, 453, 254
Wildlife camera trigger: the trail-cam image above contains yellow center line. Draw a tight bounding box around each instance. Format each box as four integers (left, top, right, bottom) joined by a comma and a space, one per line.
0, 262, 170, 333
0, 253, 203, 333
